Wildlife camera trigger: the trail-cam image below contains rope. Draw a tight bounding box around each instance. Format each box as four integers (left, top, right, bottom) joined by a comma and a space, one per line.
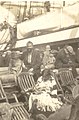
17, 1, 22, 23
22, 1, 27, 21
0, 2, 11, 50
0, 29, 7, 42
6, 1, 11, 21
0, 31, 9, 50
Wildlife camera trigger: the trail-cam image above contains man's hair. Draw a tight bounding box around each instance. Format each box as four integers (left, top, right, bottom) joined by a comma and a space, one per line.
26, 41, 33, 46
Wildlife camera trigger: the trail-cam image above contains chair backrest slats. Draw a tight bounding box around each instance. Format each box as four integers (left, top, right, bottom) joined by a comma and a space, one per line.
24, 75, 29, 89
51, 72, 63, 92
58, 68, 75, 86
12, 103, 30, 120
13, 108, 20, 120
19, 106, 26, 117
21, 76, 26, 91
14, 107, 21, 119
28, 75, 32, 87
26, 75, 31, 88
18, 72, 35, 92
23, 75, 28, 89
13, 115, 17, 120
0, 80, 8, 102
21, 105, 30, 118
29, 75, 35, 87
19, 106, 26, 119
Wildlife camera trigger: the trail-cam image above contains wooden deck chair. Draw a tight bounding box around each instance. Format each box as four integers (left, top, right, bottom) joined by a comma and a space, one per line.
0, 80, 8, 102
2, 82, 20, 103
0, 74, 21, 103
51, 70, 64, 94
58, 68, 75, 86
58, 68, 75, 93
11, 94, 30, 120
11, 103, 30, 120
17, 72, 36, 94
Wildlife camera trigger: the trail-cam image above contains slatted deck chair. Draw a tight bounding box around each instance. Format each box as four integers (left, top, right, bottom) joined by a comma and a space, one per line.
10, 94, 30, 120
11, 103, 30, 120
58, 68, 75, 88
17, 72, 36, 94
0, 74, 20, 103
58, 68, 76, 100
0, 80, 8, 102
50, 70, 64, 95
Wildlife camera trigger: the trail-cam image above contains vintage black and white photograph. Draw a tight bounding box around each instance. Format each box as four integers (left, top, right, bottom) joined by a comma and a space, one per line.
0, 0, 79, 120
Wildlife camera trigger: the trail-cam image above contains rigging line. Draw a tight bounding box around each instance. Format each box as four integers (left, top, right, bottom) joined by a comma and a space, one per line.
0, 2, 11, 43
0, 33, 10, 49
4, 2, 16, 50
67, 1, 79, 7
0, 30, 9, 50
0, 31, 9, 50
3, 32, 9, 43
0, 44, 3, 49
0, 29, 7, 42
0, 1, 11, 50
17, 1, 22, 23
6, 1, 11, 21
22, 1, 27, 21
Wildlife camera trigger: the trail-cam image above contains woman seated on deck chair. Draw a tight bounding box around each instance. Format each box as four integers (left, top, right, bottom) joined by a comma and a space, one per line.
29, 69, 63, 120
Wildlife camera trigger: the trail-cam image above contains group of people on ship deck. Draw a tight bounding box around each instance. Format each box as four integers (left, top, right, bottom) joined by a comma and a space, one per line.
0, 41, 79, 120
0, 41, 79, 79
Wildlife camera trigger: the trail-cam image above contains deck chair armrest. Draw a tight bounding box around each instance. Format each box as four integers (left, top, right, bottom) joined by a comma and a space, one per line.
21, 88, 35, 94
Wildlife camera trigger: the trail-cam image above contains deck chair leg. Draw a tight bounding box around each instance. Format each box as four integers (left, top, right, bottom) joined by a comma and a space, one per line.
13, 94, 19, 103
0, 80, 8, 102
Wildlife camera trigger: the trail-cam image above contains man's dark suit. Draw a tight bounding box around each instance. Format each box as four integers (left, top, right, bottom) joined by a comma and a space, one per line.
21, 49, 41, 81
55, 48, 77, 77
55, 48, 77, 69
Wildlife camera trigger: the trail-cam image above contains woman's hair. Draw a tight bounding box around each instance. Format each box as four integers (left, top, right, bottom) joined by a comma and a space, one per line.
42, 69, 51, 81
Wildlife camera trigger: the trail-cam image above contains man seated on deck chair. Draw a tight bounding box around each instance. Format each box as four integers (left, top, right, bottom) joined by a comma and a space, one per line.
21, 41, 42, 82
